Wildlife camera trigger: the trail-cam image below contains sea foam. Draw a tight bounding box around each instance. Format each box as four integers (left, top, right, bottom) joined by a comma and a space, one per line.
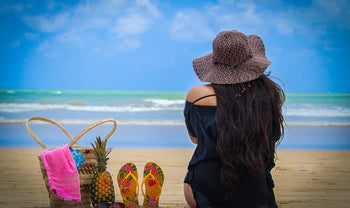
1, 117, 349, 127
1, 102, 349, 118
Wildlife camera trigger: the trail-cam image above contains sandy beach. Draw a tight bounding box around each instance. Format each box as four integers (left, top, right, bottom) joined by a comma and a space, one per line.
0, 148, 349, 208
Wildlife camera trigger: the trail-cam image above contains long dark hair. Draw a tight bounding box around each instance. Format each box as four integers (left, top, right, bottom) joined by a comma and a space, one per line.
212, 74, 285, 195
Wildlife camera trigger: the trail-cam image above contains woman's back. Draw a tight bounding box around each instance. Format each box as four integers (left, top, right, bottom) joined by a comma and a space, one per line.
184, 83, 279, 208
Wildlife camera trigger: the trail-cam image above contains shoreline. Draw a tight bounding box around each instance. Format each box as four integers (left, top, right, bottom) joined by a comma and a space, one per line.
1, 124, 349, 150
0, 148, 349, 207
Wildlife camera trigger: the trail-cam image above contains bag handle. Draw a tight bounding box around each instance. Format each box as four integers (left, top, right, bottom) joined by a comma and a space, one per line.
68, 118, 117, 147
25, 117, 73, 150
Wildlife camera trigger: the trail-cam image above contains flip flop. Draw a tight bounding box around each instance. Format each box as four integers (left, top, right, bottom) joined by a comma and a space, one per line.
117, 163, 139, 207
141, 162, 164, 207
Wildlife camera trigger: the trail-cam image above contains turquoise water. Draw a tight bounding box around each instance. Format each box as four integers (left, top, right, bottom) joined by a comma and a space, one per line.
0, 89, 187, 124
0, 90, 349, 149
1, 89, 349, 126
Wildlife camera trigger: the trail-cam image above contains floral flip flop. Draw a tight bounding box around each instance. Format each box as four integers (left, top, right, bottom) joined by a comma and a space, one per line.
141, 162, 164, 207
117, 163, 139, 207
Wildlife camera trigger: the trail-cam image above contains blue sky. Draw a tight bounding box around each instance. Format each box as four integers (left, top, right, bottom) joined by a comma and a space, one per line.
1, 0, 349, 92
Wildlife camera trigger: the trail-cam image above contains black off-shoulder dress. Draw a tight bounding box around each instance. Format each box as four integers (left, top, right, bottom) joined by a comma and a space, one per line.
184, 96, 278, 208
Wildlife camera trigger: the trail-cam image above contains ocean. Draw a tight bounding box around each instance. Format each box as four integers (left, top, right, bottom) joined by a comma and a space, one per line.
0, 89, 349, 149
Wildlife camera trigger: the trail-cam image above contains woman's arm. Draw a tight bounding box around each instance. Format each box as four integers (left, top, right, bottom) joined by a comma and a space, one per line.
188, 133, 198, 145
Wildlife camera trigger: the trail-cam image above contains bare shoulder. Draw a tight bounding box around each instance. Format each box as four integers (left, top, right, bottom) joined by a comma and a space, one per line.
186, 85, 216, 106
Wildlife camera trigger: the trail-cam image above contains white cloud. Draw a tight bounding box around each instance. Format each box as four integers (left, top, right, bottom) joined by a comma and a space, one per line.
24, 13, 69, 33
170, 10, 215, 43
237, 2, 262, 24
10, 40, 21, 48
273, 18, 295, 35
21, 0, 161, 54
209, 1, 277, 35
135, 0, 161, 18
113, 0, 161, 37
313, 0, 350, 30
87, 18, 112, 29
169, 0, 350, 44
169, 1, 267, 43
316, 0, 341, 15
56, 29, 86, 48
114, 13, 153, 37
37, 41, 50, 52
0, 2, 26, 13
118, 38, 142, 50
37, 41, 59, 57
24, 32, 39, 40
11, 4, 24, 12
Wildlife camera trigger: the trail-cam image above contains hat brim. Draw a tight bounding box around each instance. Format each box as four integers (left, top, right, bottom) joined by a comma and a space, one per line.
193, 35, 272, 84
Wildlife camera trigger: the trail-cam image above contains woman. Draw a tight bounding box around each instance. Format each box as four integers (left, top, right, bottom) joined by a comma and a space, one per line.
183, 30, 285, 208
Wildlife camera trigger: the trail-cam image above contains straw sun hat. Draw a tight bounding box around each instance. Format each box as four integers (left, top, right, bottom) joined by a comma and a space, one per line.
193, 30, 271, 84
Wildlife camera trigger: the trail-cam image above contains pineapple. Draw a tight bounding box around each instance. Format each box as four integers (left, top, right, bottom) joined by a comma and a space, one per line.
91, 136, 115, 206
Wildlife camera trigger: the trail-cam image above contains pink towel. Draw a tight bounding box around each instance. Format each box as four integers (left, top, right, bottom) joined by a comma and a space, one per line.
40, 145, 81, 201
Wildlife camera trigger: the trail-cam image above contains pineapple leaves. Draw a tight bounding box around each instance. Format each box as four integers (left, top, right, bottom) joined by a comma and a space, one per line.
91, 136, 110, 173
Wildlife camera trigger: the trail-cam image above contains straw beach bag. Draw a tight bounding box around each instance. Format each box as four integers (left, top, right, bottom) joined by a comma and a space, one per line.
25, 117, 117, 207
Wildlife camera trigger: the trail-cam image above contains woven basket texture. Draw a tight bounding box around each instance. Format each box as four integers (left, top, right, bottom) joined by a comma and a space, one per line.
26, 117, 116, 208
